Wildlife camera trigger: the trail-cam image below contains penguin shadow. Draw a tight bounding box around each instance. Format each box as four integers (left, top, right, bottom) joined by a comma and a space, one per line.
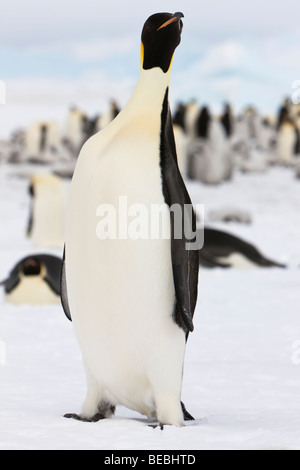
114, 403, 206, 430
146, 418, 204, 430
114, 416, 204, 430
63, 403, 205, 430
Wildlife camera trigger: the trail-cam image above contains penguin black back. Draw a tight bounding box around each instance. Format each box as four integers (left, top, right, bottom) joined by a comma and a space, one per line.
201, 228, 286, 268
197, 106, 211, 138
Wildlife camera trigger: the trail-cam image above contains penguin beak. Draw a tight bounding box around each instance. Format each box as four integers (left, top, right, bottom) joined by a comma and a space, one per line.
157, 12, 184, 31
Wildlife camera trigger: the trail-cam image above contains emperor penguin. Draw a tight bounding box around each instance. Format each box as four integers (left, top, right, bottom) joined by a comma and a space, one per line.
184, 99, 200, 143
96, 99, 121, 131
65, 107, 88, 155
62, 12, 199, 427
220, 103, 234, 138
277, 117, 297, 165
27, 174, 69, 248
188, 106, 233, 184
0, 254, 62, 305
25, 121, 61, 163
199, 228, 286, 269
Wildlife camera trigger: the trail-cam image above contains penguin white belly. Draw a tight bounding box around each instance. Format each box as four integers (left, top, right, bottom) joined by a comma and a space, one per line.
66, 126, 186, 419
277, 126, 296, 164
217, 252, 257, 269
31, 176, 68, 248
5, 277, 60, 305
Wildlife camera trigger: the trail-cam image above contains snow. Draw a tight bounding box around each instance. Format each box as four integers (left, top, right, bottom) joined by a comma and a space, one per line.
0, 162, 300, 450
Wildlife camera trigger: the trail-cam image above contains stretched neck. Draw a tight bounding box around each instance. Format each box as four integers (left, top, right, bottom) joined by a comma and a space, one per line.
127, 67, 171, 114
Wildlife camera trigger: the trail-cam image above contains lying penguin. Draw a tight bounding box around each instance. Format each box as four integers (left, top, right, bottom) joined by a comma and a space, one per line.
200, 227, 286, 269
0, 254, 62, 305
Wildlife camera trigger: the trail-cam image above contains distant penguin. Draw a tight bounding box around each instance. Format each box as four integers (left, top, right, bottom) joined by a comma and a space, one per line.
62, 12, 199, 427
173, 123, 188, 177
257, 117, 277, 156
277, 118, 297, 165
199, 227, 286, 269
187, 106, 210, 180
173, 102, 186, 131
65, 107, 88, 154
196, 106, 211, 138
25, 121, 61, 163
27, 174, 69, 248
173, 103, 188, 176
184, 99, 200, 142
0, 254, 62, 305
294, 122, 300, 156
188, 107, 233, 184
277, 98, 291, 130
97, 99, 121, 131
220, 103, 234, 138
1, 129, 25, 164
231, 114, 251, 165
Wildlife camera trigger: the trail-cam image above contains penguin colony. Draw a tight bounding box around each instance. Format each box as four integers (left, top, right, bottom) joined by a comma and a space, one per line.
1, 91, 300, 181
0, 11, 295, 425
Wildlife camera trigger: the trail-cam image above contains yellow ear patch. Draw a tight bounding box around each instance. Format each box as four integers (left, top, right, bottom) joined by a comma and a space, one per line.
167, 53, 174, 73
140, 42, 144, 68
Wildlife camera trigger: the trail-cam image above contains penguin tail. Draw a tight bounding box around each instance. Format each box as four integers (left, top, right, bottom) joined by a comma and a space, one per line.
181, 401, 195, 421
256, 254, 287, 269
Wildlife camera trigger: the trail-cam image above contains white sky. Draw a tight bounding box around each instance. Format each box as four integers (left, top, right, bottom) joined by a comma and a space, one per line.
1, 0, 299, 46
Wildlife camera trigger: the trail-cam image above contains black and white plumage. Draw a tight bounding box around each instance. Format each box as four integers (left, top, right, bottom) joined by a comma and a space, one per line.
62, 12, 199, 427
27, 174, 68, 248
188, 106, 234, 184
200, 228, 286, 269
1, 254, 62, 305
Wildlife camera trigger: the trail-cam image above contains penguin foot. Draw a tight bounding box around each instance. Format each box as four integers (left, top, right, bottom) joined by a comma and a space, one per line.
181, 401, 195, 421
148, 423, 164, 430
64, 412, 106, 422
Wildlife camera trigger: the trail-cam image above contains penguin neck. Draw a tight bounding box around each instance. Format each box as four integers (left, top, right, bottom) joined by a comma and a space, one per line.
128, 67, 171, 114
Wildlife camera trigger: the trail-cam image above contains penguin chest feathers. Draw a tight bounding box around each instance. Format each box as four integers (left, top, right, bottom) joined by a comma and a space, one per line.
67, 67, 176, 318
71, 68, 172, 207
65, 68, 186, 411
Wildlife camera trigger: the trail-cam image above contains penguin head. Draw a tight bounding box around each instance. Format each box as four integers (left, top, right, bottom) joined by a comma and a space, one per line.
141, 12, 184, 73
22, 258, 42, 277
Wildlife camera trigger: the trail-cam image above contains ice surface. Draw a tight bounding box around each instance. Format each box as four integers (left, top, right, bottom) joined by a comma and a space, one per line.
0, 163, 299, 450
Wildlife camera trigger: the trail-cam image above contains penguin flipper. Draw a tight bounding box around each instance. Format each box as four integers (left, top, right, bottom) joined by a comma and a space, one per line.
160, 90, 199, 333
26, 183, 34, 237
60, 246, 72, 321
1, 267, 21, 294
41, 255, 63, 295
